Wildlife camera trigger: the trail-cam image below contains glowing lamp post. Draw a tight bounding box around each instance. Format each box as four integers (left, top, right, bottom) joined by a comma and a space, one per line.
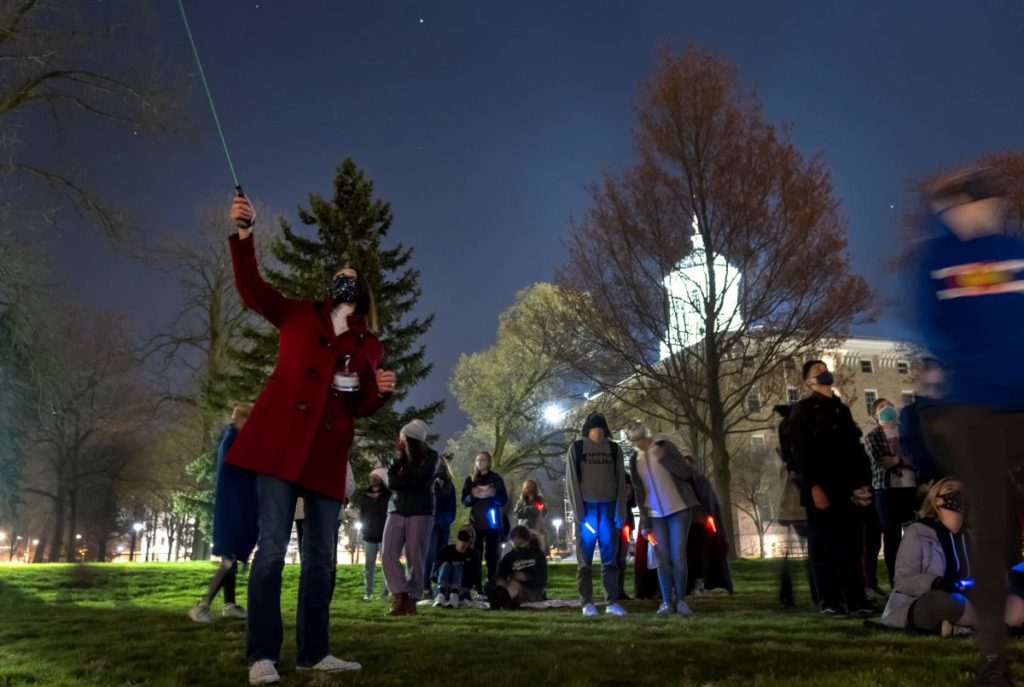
552, 518, 563, 549
130, 522, 143, 562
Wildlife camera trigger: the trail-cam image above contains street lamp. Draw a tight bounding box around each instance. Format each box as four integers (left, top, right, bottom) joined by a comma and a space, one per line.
542, 403, 565, 427
130, 522, 143, 562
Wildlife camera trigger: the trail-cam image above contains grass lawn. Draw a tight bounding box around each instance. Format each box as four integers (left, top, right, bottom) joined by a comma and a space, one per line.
0, 559, 1009, 686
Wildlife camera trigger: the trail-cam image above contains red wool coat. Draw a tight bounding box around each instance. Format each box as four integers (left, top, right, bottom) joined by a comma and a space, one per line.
225, 234, 389, 502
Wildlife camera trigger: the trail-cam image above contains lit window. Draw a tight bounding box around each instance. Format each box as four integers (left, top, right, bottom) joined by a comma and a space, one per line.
787, 387, 800, 404
901, 391, 916, 407
865, 389, 878, 414
897, 361, 910, 375
751, 435, 766, 453
860, 360, 874, 374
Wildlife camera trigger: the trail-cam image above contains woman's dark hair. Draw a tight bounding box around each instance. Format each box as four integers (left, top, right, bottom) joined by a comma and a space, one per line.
521, 479, 541, 501
509, 525, 540, 549
402, 436, 431, 465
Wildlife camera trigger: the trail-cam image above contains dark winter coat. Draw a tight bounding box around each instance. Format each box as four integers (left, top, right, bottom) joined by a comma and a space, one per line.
788, 391, 872, 504
462, 472, 508, 530
387, 449, 439, 517
225, 234, 390, 502
358, 486, 391, 544
433, 477, 457, 528
211, 424, 259, 561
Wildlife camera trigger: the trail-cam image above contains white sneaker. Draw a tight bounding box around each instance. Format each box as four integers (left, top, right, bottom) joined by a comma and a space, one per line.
606, 602, 627, 616
582, 603, 599, 617
297, 655, 362, 673
362, 593, 373, 601
676, 601, 694, 618
248, 660, 280, 685
188, 603, 212, 623
656, 601, 672, 615
432, 593, 446, 607
448, 592, 461, 608
223, 603, 247, 619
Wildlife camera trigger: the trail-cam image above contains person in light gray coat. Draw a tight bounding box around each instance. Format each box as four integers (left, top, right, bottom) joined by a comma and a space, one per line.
882, 477, 1024, 636
625, 420, 699, 618
565, 411, 628, 617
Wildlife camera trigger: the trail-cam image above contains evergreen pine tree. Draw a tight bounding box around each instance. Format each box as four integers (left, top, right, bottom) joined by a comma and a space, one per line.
225, 158, 442, 479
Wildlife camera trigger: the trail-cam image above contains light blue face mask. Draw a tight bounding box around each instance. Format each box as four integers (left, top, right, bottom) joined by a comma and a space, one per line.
878, 406, 898, 423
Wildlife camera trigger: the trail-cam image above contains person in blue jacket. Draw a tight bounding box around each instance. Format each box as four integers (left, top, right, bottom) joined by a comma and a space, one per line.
423, 456, 457, 598
461, 452, 508, 591
189, 402, 258, 623
912, 165, 1024, 687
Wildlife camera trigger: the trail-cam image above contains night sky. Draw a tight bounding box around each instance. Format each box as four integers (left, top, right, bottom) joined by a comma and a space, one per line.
54, 1, 1024, 442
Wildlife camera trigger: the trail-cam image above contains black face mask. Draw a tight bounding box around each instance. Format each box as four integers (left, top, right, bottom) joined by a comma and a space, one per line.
938, 490, 965, 513
329, 274, 360, 305
457, 531, 472, 543
813, 371, 834, 387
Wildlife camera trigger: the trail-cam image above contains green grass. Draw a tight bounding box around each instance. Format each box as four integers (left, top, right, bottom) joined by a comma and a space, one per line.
0, 560, 1009, 686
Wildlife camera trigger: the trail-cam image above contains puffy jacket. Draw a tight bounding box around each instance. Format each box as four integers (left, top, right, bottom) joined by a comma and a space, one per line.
387, 449, 438, 517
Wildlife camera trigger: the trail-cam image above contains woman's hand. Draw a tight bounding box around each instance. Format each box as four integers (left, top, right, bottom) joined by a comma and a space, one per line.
376, 369, 396, 394
230, 196, 255, 237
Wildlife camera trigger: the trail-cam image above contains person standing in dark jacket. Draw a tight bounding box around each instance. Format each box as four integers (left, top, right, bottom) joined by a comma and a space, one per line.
789, 360, 873, 616
358, 468, 390, 601
381, 420, 438, 616
490, 526, 548, 609
423, 456, 457, 598
189, 403, 257, 623
461, 452, 508, 590
899, 358, 948, 491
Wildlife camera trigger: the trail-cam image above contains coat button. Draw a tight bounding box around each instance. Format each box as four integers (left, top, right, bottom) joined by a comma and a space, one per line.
296, 402, 309, 412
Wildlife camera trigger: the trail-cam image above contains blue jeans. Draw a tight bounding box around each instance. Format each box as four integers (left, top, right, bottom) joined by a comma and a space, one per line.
576, 501, 619, 603
436, 562, 466, 596
247, 475, 341, 667
363, 540, 387, 597
650, 508, 693, 605
424, 523, 451, 595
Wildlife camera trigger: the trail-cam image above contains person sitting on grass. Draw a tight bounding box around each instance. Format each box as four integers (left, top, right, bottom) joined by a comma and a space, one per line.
489, 525, 548, 610
431, 524, 482, 608
881, 478, 1024, 636
189, 402, 256, 623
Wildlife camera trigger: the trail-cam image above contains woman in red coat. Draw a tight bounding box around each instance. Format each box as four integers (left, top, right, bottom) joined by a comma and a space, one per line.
228, 197, 396, 685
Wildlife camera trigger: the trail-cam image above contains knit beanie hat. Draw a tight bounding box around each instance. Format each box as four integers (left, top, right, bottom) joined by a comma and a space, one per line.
369, 467, 387, 483
400, 419, 429, 443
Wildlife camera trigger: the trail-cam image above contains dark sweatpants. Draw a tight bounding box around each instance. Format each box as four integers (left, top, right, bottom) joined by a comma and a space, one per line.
922, 405, 1023, 658
807, 500, 867, 612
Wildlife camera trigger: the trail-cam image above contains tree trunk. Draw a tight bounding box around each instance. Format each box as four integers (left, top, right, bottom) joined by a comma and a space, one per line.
709, 437, 736, 558
65, 486, 78, 562
32, 530, 47, 563
190, 516, 204, 560
48, 489, 66, 562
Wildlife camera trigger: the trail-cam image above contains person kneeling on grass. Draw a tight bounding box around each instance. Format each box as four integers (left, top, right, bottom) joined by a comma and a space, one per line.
432, 524, 482, 608
881, 478, 1024, 637
489, 525, 548, 610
